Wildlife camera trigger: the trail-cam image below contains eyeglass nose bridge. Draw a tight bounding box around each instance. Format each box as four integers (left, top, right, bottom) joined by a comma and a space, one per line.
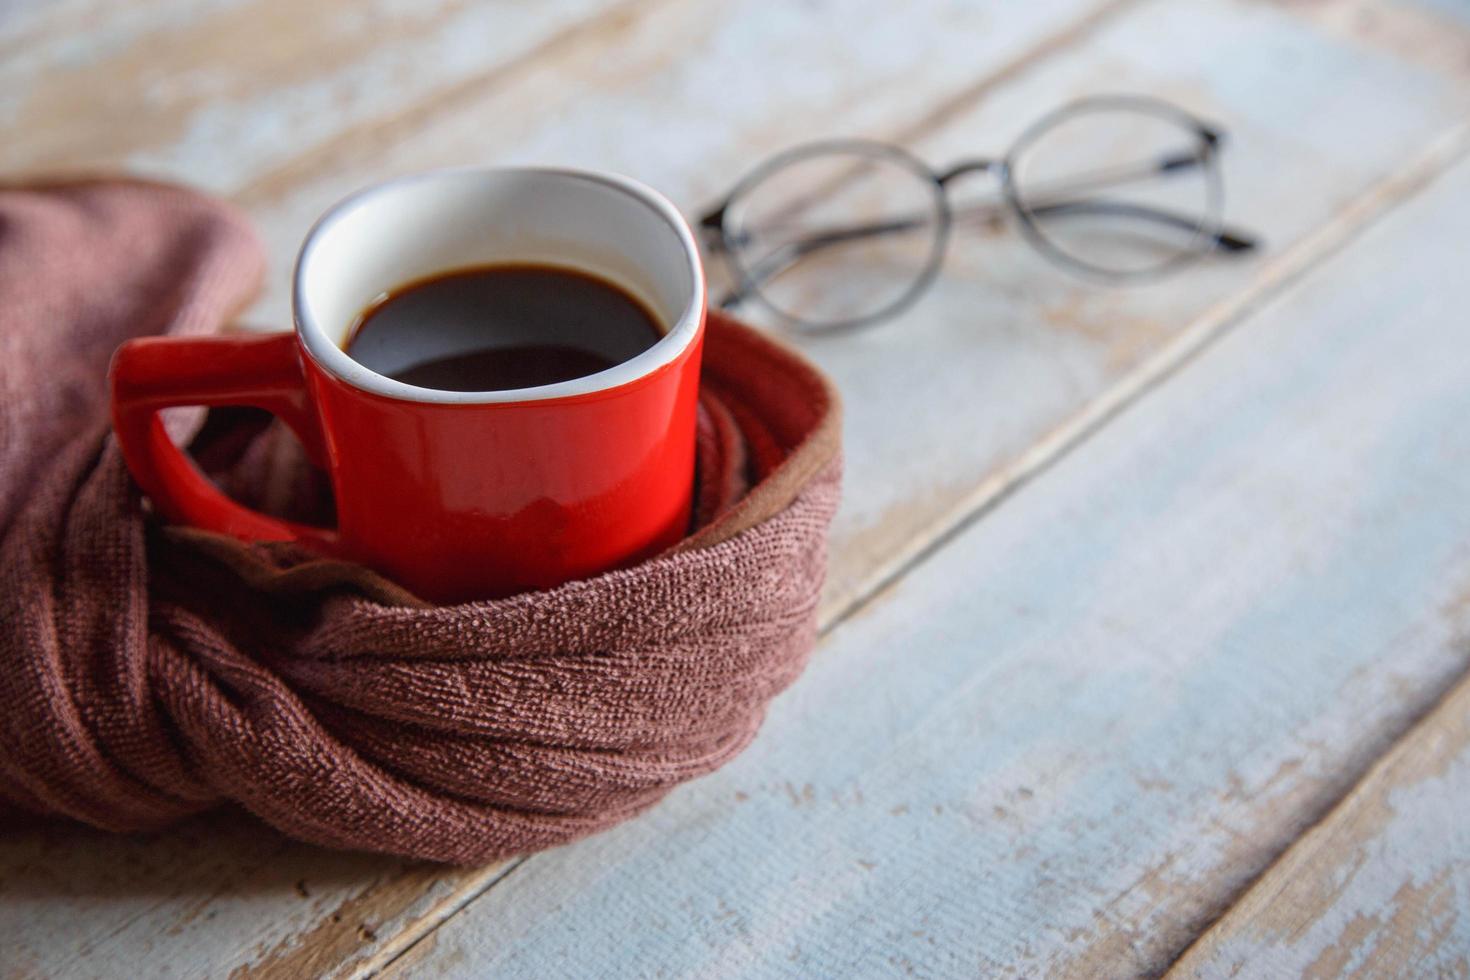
934, 158, 1001, 186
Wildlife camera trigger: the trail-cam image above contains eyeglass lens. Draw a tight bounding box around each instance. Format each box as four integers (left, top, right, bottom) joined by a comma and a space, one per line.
717, 99, 1229, 330
1006, 101, 1220, 278
722, 145, 947, 329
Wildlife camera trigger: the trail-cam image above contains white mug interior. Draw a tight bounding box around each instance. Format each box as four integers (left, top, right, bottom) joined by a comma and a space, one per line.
293, 166, 704, 404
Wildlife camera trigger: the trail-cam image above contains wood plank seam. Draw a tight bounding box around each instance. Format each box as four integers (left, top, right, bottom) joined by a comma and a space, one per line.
820, 117, 1470, 635
238, 5, 1170, 975
1163, 647, 1470, 977
236, 3, 1174, 974
887, 0, 1143, 147
372, 144, 1470, 979
358, 92, 1470, 980
233, 0, 665, 207
8, 0, 1458, 975
233, 0, 1143, 235
343, 861, 524, 980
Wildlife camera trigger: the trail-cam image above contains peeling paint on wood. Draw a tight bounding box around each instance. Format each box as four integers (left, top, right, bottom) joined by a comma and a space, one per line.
385, 152, 1470, 977
0, 0, 626, 188
3, 0, 1470, 976
1171, 669, 1470, 978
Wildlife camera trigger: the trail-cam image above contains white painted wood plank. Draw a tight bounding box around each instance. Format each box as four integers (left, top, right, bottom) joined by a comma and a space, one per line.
228, 0, 1131, 317
383, 146, 1470, 980
0, 0, 242, 51
4, 0, 1469, 976
1171, 671, 1470, 979
0, 0, 626, 190
6, 0, 1468, 975
0, 3, 1127, 977
0, 812, 408, 979
232, 0, 1470, 625
819, 0, 1470, 616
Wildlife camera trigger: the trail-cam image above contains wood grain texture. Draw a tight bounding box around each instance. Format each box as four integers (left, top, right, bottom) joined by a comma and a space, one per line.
2, 0, 1468, 976
385, 150, 1470, 979
0, 0, 627, 188
0, 812, 428, 980
1170, 670, 1470, 979
233, 0, 1470, 625
0, 2, 1132, 977
234, 3, 1468, 972
822, 0, 1470, 618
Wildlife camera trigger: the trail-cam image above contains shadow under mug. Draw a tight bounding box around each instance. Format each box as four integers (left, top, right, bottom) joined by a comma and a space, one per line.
110, 167, 707, 603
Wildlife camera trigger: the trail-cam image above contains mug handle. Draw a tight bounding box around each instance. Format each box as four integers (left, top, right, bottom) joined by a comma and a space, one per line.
110, 332, 338, 551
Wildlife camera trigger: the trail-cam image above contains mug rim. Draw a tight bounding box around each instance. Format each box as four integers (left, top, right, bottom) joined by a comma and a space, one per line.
292, 165, 706, 405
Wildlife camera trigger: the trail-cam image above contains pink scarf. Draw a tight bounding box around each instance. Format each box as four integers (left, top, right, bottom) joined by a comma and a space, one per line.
0, 179, 840, 863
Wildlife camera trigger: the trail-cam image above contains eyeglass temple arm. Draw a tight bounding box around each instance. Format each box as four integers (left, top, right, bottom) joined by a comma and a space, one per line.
941, 120, 1222, 176
972, 127, 1255, 251
715, 193, 1257, 308
962, 198, 1259, 252
710, 124, 1252, 307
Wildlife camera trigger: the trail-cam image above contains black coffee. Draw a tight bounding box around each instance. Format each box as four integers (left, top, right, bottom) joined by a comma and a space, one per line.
345, 264, 663, 392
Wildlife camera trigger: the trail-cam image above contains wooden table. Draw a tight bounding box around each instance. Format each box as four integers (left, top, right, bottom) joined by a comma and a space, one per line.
6, 0, 1470, 976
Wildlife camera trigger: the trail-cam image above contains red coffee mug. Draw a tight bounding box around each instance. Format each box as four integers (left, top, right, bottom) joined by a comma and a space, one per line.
110, 167, 706, 602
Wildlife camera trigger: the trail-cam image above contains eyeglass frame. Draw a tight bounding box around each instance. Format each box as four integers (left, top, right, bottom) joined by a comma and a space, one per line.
697, 95, 1260, 333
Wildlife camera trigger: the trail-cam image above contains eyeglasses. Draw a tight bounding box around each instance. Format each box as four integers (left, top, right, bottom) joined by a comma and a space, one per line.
699, 95, 1261, 332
